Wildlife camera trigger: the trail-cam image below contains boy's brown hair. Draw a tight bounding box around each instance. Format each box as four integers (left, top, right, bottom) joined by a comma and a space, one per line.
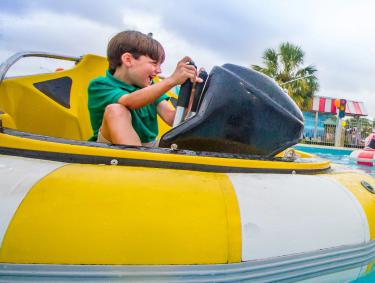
107, 31, 165, 73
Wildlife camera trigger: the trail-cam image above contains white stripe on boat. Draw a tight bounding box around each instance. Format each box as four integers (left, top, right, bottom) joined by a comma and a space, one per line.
228, 173, 370, 261
0, 155, 65, 247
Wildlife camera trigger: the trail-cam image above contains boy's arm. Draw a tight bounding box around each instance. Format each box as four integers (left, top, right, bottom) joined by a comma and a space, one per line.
118, 78, 176, 109
118, 57, 200, 109
157, 100, 176, 126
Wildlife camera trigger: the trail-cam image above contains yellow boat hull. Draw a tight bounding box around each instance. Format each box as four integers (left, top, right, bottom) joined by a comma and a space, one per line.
0, 52, 374, 282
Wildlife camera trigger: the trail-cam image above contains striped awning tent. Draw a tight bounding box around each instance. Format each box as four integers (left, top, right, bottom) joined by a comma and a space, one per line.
310, 95, 368, 116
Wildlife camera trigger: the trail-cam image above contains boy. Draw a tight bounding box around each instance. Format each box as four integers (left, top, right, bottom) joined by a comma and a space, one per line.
88, 30, 200, 146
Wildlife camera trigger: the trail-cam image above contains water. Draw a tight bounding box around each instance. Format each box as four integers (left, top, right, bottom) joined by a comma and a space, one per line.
315, 151, 375, 177
294, 145, 375, 177
350, 264, 375, 283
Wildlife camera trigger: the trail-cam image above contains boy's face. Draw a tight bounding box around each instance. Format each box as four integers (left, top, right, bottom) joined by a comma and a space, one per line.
128, 55, 162, 88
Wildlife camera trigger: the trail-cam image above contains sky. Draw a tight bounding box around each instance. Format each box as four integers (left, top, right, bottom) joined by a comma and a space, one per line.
1, 0, 374, 118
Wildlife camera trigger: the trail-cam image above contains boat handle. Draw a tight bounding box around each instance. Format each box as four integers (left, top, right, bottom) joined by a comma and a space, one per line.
172, 61, 196, 127
361, 180, 375, 194
0, 51, 81, 84
187, 70, 208, 118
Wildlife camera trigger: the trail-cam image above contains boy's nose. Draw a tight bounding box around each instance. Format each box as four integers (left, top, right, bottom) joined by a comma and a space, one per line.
155, 64, 162, 74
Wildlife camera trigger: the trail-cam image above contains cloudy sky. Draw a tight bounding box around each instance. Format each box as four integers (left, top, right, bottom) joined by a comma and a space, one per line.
1, 0, 374, 117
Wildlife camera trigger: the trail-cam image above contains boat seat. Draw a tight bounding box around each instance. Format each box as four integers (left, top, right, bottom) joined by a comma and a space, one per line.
0, 54, 107, 140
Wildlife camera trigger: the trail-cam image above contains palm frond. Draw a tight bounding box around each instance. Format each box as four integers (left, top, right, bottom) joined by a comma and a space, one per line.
251, 42, 319, 111
279, 42, 304, 74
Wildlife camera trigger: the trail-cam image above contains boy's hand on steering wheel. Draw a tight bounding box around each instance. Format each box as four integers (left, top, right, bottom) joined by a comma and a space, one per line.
169, 56, 203, 85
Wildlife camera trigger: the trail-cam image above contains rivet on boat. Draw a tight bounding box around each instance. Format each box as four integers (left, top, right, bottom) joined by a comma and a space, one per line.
361, 180, 375, 194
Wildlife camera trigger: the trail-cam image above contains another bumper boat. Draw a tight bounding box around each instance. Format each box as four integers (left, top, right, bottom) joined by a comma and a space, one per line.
0, 52, 374, 282
350, 133, 375, 166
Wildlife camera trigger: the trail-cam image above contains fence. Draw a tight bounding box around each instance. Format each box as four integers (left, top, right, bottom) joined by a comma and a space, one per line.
302, 112, 374, 148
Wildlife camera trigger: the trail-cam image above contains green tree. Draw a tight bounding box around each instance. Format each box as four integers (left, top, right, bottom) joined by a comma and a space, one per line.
252, 42, 319, 111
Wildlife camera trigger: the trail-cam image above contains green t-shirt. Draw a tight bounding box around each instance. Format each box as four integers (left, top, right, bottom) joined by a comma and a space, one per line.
88, 70, 169, 143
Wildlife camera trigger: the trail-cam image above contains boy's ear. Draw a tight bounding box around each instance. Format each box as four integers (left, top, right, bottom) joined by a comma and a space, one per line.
121, 52, 133, 67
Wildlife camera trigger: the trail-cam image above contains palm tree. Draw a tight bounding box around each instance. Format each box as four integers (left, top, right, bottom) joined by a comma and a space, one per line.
252, 42, 319, 111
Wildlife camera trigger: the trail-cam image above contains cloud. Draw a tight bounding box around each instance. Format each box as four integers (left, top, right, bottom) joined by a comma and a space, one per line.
0, 0, 125, 27
0, 10, 116, 56
0, 0, 374, 117
0, 10, 116, 77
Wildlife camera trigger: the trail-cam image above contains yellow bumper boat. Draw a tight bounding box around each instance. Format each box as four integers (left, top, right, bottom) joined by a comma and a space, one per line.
0, 52, 374, 282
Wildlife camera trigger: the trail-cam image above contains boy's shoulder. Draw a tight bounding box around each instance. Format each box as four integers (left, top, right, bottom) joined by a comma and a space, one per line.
89, 75, 110, 86
89, 72, 135, 91
88, 74, 116, 93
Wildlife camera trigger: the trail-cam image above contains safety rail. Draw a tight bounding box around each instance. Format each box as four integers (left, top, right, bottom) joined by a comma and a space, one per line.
0, 51, 81, 84
302, 112, 374, 148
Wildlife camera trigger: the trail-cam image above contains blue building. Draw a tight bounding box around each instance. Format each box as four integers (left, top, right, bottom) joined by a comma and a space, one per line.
303, 112, 335, 140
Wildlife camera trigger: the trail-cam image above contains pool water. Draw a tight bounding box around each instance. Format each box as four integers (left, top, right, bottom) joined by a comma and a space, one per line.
315, 152, 375, 177
294, 145, 375, 177
351, 265, 375, 283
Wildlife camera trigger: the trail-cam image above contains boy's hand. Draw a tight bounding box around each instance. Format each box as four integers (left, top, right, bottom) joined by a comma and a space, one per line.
169, 56, 203, 85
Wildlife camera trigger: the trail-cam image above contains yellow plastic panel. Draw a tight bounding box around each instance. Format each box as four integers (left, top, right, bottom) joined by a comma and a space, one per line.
155, 77, 177, 138
326, 172, 375, 240
0, 54, 107, 140
0, 113, 15, 128
0, 132, 331, 172
0, 164, 241, 264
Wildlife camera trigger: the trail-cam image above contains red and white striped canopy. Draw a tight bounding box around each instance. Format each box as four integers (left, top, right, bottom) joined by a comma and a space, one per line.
311, 96, 368, 116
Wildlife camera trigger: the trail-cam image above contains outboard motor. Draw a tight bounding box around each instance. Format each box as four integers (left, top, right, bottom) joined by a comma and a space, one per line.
159, 64, 304, 157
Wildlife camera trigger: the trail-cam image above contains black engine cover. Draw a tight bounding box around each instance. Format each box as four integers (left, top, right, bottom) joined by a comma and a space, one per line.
159, 64, 304, 157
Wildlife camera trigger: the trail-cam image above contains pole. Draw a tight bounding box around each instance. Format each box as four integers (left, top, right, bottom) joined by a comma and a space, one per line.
313, 112, 318, 140
334, 114, 343, 147
279, 74, 314, 86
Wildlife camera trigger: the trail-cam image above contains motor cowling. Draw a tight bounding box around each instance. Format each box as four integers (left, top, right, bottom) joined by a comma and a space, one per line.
159, 64, 304, 157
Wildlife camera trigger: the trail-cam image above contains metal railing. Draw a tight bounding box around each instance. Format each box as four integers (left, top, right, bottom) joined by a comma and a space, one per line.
302, 112, 374, 148
0, 51, 81, 84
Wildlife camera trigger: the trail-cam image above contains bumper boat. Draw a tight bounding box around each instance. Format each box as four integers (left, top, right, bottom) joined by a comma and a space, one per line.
0, 52, 374, 282
350, 134, 375, 166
